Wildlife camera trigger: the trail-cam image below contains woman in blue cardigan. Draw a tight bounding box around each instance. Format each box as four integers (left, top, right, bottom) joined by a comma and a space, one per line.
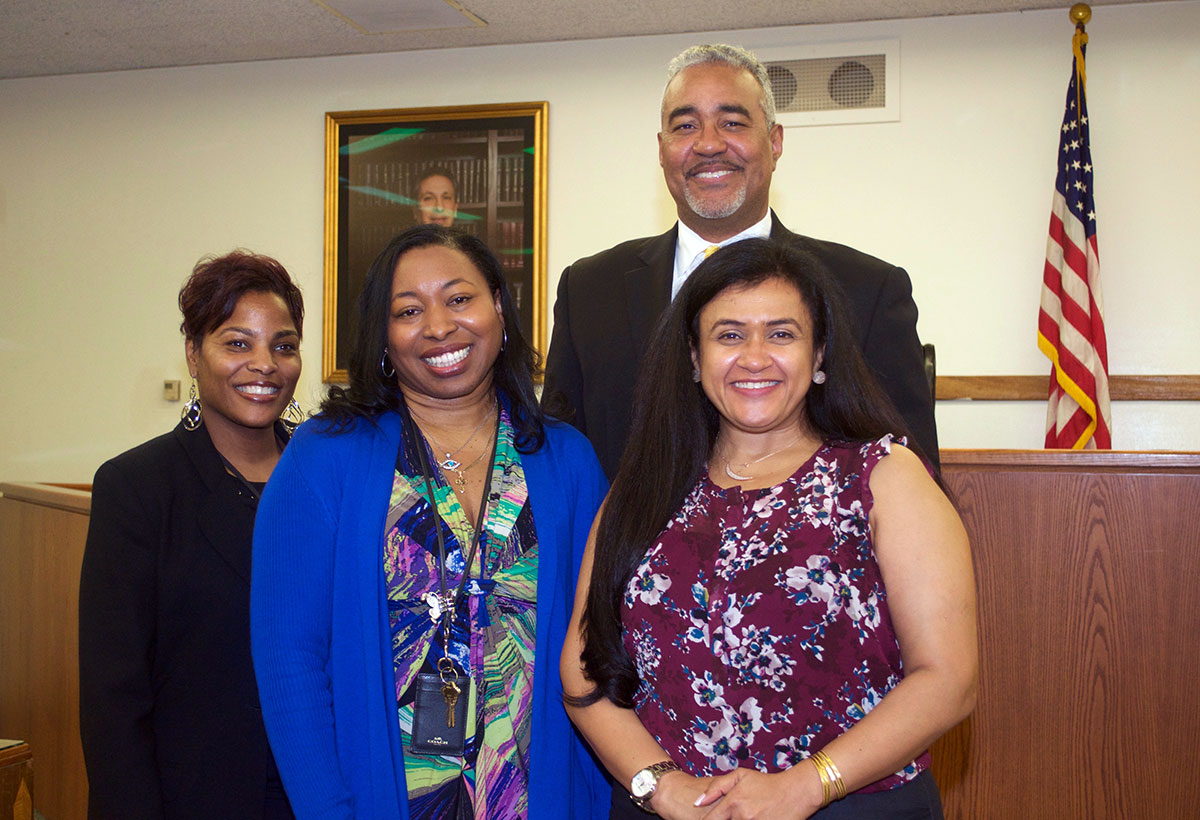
251, 225, 608, 820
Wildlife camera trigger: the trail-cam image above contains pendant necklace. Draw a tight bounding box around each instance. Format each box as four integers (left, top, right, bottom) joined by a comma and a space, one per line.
437, 441, 491, 493
723, 439, 801, 481
420, 398, 496, 471
419, 400, 497, 492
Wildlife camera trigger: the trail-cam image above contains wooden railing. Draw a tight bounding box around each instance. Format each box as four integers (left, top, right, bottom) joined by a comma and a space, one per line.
936, 374, 1200, 401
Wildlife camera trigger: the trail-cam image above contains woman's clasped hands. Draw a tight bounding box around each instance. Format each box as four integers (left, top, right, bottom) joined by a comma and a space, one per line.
674, 765, 822, 820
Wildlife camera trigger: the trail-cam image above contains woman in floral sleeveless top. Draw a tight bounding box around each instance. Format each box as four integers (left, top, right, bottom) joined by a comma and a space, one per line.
562, 239, 977, 820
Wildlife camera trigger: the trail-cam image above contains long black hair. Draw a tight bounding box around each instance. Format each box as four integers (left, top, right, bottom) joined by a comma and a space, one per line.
319, 224, 545, 452
575, 238, 916, 708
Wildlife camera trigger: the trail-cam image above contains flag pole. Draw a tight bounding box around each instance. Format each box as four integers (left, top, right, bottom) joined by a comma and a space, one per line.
1037, 1, 1111, 449
1071, 4, 1090, 124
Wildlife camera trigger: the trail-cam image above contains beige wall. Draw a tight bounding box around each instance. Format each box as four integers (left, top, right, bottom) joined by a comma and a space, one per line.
2, 2, 1197, 482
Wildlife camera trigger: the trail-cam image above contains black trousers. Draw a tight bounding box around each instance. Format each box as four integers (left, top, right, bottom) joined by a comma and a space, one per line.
608, 769, 943, 820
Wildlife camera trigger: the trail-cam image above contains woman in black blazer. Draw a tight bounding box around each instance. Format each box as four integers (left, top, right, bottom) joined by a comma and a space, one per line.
79, 250, 305, 820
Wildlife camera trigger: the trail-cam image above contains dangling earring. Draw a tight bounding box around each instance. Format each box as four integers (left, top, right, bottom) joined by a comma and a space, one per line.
380, 348, 396, 379
280, 397, 304, 429
812, 369, 827, 385
501, 328, 508, 352
181, 380, 203, 430
692, 367, 701, 383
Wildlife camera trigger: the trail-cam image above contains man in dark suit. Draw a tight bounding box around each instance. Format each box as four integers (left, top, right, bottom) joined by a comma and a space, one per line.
544, 44, 937, 478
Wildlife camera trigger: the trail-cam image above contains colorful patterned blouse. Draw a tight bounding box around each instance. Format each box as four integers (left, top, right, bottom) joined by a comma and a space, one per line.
384, 406, 538, 819
622, 435, 929, 794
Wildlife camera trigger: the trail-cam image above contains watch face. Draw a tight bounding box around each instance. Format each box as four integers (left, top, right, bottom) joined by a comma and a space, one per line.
631, 769, 657, 798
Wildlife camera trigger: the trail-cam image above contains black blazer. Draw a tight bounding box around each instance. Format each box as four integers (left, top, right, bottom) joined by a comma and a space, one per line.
543, 215, 939, 478
79, 422, 290, 820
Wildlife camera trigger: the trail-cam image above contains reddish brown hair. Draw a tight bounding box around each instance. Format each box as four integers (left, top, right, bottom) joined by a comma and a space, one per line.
178, 249, 304, 343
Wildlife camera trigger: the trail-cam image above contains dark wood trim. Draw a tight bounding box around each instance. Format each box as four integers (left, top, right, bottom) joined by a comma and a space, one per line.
940, 448, 1200, 473
936, 374, 1200, 401
0, 740, 31, 767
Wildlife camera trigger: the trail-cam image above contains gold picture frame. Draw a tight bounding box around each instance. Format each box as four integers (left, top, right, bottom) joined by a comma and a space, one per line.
322, 102, 549, 383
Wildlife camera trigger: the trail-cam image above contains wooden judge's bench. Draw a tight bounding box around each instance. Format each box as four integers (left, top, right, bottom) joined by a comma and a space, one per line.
927, 450, 1200, 818
2, 451, 1199, 819
0, 482, 89, 820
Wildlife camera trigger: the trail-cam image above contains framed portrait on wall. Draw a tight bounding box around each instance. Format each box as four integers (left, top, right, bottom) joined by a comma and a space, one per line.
322, 102, 548, 383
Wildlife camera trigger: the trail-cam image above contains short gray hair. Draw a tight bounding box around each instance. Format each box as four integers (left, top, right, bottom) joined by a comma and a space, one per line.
664, 44, 777, 128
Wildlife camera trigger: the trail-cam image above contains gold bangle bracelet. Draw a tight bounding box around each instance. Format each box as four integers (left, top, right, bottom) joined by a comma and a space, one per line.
811, 751, 847, 804
820, 751, 847, 801
810, 754, 832, 807
827, 752, 847, 800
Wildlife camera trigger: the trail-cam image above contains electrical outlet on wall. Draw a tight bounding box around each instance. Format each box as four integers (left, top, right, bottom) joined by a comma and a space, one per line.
163, 380, 181, 401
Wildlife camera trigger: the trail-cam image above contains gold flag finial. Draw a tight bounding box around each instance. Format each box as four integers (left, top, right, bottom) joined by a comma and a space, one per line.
1070, 4, 1092, 29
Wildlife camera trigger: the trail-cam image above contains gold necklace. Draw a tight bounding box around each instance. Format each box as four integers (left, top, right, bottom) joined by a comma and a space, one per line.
420, 398, 496, 471
418, 401, 498, 492
438, 440, 490, 493
722, 440, 801, 481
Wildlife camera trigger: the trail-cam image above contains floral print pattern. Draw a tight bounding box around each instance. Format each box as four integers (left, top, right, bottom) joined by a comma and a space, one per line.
622, 436, 930, 793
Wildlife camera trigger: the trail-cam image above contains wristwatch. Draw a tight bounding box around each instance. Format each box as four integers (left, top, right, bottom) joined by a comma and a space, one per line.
629, 759, 682, 812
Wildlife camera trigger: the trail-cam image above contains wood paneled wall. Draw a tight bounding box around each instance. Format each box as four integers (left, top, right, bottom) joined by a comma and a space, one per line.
930, 451, 1200, 819
0, 484, 89, 820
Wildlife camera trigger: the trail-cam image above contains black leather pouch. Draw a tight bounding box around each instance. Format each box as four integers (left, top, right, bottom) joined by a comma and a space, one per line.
410, 671, 468, 756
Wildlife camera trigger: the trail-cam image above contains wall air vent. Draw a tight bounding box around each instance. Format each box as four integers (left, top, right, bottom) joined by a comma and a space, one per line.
756, 40, 899, 127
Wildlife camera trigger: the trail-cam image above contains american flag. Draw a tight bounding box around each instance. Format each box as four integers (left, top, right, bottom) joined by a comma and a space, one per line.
1036, 31, 1111, 449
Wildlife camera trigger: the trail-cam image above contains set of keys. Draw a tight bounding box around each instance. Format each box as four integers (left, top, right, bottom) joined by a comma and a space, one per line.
437, 656, 461, 728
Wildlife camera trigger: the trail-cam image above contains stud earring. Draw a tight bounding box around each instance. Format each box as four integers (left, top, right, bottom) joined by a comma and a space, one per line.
181, 380, 203, 430
380, 348, 396, 379
813, 370, 827, 385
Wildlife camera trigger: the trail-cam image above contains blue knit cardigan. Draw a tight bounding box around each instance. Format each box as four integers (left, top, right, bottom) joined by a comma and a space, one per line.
251, 409, 609, 819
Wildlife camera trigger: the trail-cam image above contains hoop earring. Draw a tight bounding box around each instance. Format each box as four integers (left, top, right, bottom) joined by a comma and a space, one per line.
280, 397, 304, 429
380, 348, 396, 379
813, 370, 827, 385
181, 380, 203, 430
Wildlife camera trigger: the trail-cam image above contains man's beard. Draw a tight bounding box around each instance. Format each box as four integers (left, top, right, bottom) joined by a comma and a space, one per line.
684, 183, 746, 220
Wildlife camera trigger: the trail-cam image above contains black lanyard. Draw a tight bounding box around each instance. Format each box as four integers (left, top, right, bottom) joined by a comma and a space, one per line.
219, 457, 268, 502
400, 405, 500, 634
216, 430, 287, 502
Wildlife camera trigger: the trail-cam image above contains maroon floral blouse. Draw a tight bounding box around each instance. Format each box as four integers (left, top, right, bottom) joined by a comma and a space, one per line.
621, 435, 929, 794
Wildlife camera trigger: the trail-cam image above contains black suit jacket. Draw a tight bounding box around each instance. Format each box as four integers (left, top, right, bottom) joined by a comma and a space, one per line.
543, 215, 938, 478
79, 422, 290, 820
